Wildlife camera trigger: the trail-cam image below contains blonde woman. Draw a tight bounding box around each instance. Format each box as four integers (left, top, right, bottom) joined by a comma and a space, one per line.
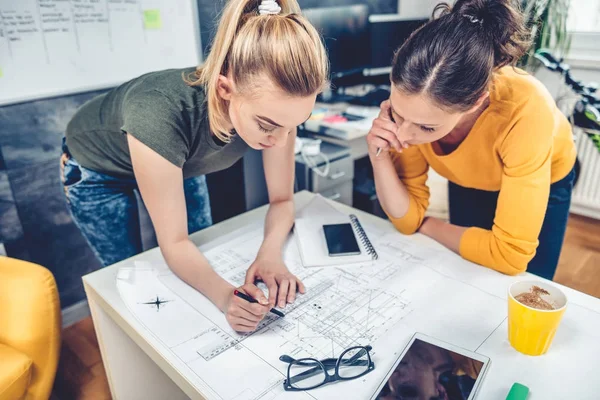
61, 0, 328, 332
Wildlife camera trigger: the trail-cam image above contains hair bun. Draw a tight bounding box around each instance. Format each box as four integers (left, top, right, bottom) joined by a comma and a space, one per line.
450, 0, 531, 68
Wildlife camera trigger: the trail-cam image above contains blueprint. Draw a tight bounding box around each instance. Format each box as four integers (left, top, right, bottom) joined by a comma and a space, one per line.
116, 198, 509, 400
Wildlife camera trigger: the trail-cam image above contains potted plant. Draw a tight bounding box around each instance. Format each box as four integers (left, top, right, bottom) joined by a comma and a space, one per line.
520, 0, 572, 70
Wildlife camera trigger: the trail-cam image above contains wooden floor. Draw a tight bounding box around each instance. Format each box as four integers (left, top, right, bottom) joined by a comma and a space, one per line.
554, 214, 600, 298
52, 214, 600, 399
53, 317, 111, 400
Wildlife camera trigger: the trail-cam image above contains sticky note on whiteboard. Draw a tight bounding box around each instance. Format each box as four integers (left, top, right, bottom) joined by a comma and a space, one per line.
0, 68, 3, 78
143, 9, 162, 29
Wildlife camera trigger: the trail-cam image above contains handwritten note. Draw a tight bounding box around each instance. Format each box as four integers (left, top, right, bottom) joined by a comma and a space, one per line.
143, 9, 162, 30
72, 0, 109, 25
39, 0, 74, 34
3, 8, 40, 43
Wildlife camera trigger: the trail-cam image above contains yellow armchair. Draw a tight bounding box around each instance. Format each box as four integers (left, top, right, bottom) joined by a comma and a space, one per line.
0, 257, 61, 400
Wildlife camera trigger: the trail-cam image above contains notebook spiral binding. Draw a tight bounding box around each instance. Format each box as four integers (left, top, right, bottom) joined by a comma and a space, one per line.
349, 214, 378, 260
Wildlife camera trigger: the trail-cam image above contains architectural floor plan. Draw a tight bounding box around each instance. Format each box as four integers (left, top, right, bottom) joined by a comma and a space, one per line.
116, 199, 509, 400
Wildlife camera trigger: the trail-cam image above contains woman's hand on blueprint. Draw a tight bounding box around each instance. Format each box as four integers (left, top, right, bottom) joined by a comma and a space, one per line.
225, 283, 271, 333
245, 256, 306, 309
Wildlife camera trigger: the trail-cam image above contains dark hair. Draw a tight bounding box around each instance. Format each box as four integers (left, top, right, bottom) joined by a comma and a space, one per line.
391, 0, 532, 112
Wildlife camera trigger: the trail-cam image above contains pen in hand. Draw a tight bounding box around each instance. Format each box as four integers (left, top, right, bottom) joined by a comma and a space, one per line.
376, 141, 408, 157
233, 289, 285, 318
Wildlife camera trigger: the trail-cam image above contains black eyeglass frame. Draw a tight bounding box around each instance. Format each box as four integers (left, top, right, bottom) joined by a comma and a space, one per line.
280, 345, 375, 391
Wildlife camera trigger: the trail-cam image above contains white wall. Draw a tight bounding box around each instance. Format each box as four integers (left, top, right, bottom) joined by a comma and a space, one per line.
397, 0, 439, 19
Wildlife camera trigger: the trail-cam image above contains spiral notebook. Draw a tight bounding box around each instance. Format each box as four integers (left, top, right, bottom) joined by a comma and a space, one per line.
294, 195, 378, 267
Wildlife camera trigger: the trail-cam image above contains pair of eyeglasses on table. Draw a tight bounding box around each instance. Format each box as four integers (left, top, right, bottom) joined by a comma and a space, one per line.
280, 345, 375, 391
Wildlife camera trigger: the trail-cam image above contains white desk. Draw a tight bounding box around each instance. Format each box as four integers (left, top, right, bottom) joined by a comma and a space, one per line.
83, 191, 600, 400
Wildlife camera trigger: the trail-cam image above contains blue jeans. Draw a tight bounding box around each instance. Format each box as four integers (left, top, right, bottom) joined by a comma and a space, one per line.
60, 139, 212, 267
449, 168, 576, 280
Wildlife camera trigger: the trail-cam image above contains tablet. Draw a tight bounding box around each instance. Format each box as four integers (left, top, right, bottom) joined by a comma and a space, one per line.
370, 333, 491, 400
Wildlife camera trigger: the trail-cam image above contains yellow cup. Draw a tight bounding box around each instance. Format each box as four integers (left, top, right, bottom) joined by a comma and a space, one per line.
508, 280, 567, 356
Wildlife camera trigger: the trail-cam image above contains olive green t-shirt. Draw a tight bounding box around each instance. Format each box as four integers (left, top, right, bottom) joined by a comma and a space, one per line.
65, 67, 249, 179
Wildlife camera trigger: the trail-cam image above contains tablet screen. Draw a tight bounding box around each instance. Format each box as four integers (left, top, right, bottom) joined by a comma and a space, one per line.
374, 338, 485, 400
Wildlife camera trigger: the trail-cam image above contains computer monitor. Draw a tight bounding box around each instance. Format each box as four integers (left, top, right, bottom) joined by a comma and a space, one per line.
368, 15, 429, 75
303, 5, 370, 79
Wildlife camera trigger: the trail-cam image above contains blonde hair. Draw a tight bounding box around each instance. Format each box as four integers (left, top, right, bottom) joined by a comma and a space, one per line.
186, 0, 329, 142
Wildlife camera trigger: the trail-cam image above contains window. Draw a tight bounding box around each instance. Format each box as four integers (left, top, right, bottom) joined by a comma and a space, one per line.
568, 0, 600, 32
567, 0, 600, 63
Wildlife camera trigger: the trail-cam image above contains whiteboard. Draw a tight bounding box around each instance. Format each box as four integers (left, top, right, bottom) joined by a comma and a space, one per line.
0, 0, 202, 106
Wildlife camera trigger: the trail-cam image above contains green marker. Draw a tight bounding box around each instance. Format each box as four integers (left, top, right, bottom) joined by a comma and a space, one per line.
506, 383, 529, 400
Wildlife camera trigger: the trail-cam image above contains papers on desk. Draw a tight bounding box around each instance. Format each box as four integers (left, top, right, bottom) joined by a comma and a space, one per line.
304, 105, 379, 140
114, 197, 600, 400
115, 212, 515, 400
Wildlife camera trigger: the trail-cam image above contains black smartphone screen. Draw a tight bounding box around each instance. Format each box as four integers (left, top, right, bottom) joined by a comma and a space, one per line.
323, 223, 361, 257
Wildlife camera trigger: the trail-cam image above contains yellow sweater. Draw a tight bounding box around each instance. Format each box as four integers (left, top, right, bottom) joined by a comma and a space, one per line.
388, 67, 577, 275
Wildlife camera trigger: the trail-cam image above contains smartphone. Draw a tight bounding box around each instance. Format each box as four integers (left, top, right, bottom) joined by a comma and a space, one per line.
323, 223, 361, 257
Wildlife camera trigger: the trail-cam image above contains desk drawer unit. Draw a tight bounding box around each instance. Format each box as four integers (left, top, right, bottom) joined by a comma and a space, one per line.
310, 156, 354, 192
319, 181, 353, 206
